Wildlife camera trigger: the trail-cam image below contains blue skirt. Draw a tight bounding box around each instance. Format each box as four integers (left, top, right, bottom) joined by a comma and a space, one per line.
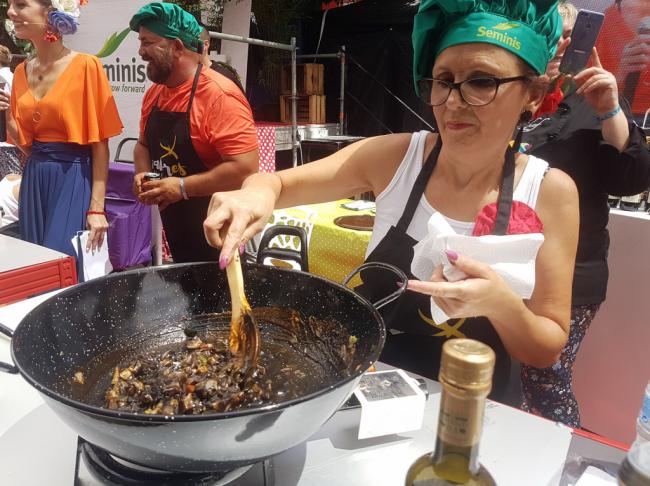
19, 141, 92, 258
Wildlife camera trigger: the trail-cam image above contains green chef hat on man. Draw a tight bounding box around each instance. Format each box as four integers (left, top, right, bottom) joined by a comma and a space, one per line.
413, 0, 562, 92
130, 2, 203, 53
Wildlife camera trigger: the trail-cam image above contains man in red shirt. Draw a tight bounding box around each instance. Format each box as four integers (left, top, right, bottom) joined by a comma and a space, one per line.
130, 2, 259, 263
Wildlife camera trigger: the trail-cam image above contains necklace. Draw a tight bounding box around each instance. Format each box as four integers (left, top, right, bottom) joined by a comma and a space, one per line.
31, 46, 68, 82
30, 46, 68, 124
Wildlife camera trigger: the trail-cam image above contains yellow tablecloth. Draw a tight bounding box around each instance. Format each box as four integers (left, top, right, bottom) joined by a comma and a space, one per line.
268, 199, 373, 283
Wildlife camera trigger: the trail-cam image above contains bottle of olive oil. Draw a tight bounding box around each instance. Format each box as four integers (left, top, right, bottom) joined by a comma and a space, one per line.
405, 339, 496, 486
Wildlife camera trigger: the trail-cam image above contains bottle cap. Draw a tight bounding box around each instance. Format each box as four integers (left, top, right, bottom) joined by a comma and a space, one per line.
619, 442, 650, 486
439, 339, 495, 393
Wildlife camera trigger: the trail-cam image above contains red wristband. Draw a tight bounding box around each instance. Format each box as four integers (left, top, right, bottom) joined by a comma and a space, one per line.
86, 211, 106, 216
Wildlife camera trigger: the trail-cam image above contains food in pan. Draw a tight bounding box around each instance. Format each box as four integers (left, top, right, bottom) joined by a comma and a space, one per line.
104, 336, 276, 414
78, 307, 359, 415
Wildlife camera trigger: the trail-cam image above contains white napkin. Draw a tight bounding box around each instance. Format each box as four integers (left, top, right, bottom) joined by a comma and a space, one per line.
71, 231, 113, 282
411, 212, 544, 324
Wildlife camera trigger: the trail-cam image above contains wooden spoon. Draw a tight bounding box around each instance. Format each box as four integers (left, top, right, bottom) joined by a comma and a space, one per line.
225, 251, 261, 370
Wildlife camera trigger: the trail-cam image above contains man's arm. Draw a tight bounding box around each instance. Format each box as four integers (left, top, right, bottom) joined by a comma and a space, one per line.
138, 148, 258, 210
132, 138, 152, 197
184, 148, 259, 197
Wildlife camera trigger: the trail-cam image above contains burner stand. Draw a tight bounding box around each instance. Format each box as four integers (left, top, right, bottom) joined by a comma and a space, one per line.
73, 437, 274, 486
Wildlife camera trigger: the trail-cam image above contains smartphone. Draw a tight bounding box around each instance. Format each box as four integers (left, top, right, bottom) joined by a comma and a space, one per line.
559, 9, 605, 75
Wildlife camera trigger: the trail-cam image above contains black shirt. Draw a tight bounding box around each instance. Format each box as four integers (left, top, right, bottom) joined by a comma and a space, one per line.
522, 93, 650, 305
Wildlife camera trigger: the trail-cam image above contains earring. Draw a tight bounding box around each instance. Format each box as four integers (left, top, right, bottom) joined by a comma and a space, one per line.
44, 27, 61, 42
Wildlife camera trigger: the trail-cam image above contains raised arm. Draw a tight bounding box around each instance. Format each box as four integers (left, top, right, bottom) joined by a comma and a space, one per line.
574, 48, 650, 195
204, 133, 413, 266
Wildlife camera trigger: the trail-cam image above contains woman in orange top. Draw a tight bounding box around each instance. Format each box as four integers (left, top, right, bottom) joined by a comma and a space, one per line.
0, 0, 122, 263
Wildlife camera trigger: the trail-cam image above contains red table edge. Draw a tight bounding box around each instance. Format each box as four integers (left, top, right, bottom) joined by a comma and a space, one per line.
572, 427, 630, 451
0, 256, 77, 306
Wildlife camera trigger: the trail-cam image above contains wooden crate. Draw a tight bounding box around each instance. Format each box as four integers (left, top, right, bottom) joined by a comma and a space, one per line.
280, 95, 326, 124
281, 63, 324, 95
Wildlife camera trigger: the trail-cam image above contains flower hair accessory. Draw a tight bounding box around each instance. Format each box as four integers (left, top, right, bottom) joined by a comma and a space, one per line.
48, 11, 77, 36
47, 0, 88, 37
51, 0, 82, 19
3, 0, 87, 39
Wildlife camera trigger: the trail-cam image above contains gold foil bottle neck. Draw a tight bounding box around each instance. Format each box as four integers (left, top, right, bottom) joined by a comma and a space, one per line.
439, 339, 495, 393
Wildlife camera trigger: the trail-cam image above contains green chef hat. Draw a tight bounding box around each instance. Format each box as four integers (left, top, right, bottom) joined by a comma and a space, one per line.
413, 0, 562, 88
130, 2, 203, 53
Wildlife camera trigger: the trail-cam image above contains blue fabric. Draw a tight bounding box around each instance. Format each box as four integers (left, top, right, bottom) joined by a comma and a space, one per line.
19, 141, 92, 259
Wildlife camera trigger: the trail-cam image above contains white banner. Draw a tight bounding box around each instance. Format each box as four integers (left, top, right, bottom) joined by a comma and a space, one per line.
221, 0, 252, 88
66, 0, 152, 158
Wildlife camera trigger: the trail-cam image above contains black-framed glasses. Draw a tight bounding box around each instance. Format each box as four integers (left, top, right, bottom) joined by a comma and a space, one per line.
417, 76, 531, 107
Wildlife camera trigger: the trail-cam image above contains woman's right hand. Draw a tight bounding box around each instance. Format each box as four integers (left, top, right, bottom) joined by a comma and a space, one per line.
204, 186, 277, 268
0, 90, 10, 111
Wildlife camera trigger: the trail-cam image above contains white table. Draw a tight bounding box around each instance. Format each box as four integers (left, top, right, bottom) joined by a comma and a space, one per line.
0, 293, 627, 485
0, 235, 75, 305
0, 234, 70, 274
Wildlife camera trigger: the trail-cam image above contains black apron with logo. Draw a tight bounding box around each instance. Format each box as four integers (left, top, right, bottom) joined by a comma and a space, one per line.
357, 137, 516, 400
144, 66, 217, 263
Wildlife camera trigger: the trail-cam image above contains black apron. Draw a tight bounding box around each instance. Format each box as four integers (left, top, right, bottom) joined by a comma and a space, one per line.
357, 136, 516, 400
144, 65, 217, 263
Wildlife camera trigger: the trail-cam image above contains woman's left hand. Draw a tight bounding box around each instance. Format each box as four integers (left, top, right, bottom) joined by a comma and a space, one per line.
406, 251, 518, 321
574, 47, 619, 115
86, 213, 109, 252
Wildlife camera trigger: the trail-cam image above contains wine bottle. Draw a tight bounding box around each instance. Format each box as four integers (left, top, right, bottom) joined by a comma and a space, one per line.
620, 193, 645, 211
404, 339, 496, 486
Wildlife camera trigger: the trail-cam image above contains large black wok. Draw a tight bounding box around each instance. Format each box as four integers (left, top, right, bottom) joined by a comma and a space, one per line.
0, 262, 404, 473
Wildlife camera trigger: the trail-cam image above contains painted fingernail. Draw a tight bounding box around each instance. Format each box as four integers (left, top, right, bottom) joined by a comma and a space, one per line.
239, 244, 245, 256
219, 256, 229, 270
445, 249, 459, 262
396, 282, 403, 288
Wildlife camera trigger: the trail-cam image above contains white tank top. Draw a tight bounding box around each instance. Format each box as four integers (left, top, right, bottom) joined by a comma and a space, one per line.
366, 130, 549, 256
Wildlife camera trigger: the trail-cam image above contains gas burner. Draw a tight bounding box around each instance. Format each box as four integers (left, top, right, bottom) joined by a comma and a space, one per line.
73, 437, 275, 486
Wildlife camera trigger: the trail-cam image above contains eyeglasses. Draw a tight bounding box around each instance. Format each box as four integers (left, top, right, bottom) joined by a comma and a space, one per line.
417, 76, 531, 107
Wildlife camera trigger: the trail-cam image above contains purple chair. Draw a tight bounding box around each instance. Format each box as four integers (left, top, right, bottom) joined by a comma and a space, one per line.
105, 140, 152, 270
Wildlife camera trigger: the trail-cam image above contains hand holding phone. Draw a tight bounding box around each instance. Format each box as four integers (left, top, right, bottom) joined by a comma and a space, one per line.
574, 48, 620, 118
559, 9, 605, 75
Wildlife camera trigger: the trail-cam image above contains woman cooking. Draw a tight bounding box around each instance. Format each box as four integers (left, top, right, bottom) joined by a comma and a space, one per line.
204, 0, 579, 402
